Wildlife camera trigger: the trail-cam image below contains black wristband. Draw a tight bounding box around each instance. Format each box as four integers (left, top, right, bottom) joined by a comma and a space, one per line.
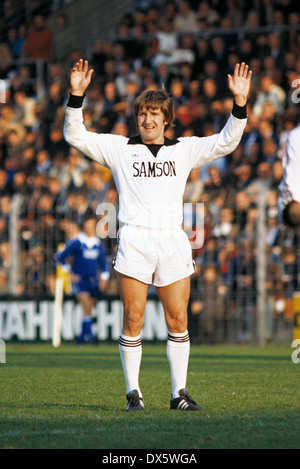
67, 93, 85, 108
232, 102, 247, 119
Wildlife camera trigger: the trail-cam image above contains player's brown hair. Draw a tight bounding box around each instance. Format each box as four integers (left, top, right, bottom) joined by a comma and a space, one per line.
133, 89, 174, 130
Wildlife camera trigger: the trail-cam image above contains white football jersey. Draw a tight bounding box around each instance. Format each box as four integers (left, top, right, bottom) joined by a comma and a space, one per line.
278, 124, 300, 213
64, 106, 247, 229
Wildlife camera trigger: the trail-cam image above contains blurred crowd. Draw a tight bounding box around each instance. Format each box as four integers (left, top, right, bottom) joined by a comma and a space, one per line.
0, 0, 300, 342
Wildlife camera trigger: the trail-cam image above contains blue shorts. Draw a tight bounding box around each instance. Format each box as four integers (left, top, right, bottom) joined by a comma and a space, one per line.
72, 276, 101, 298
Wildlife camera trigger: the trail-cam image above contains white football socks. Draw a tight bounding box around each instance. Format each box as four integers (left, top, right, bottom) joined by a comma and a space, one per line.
119, 330, 190, 400
167, 330, 190, 398
119, 334, 142, 398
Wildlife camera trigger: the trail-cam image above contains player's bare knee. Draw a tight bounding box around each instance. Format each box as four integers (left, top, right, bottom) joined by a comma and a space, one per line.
166, 312, 187, 333
123, 308, 144, 335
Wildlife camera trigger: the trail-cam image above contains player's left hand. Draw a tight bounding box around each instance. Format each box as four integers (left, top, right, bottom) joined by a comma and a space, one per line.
70, 58, 94, 97
228, 62, 252, 107
99, 278, 108, 292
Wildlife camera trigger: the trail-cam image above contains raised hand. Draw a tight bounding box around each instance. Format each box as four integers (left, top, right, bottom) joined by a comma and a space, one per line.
228, 62, 252, 107
70, 59, 94, 96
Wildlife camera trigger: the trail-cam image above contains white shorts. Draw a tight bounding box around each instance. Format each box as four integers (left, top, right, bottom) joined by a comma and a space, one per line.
113, 224, 195, 287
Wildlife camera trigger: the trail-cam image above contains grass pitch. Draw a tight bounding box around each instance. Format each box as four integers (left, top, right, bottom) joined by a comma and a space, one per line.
0, 342, 299, 450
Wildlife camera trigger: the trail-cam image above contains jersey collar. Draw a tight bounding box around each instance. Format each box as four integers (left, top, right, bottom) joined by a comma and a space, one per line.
127, 135, 179, 146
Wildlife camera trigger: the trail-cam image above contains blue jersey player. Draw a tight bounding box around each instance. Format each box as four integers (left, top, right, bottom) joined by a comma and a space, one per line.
57, 217, 109, 344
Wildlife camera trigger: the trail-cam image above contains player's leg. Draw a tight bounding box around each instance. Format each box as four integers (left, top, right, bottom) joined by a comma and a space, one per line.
156, 277, 203, 411
76, 292, 97, 343
156, 277, 190, 396
118, 273, 148, 336
117, 273, 148, 410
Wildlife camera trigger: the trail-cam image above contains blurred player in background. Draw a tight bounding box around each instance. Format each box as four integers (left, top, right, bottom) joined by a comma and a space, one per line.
278, 123, 300, 227
64, 59, 251, 411
56, 216, 109, 344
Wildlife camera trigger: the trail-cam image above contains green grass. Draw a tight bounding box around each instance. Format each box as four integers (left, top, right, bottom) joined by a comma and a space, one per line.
0, 342, 299, 449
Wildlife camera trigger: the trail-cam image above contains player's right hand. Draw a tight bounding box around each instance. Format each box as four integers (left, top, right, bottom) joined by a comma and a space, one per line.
70, 58, 94, 96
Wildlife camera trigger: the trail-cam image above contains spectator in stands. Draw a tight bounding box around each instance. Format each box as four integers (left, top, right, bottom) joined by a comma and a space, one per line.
262, 56, 282, 88
112, 121, 129, 137
281, 246, 298, 302
247, 161, 273, 198
196, 1, 220, 27
59, 148, 90, 191
234, 190, 252, 230
173, 0, 198, 33
271, 158, 283, 190
61, 190, 79, 223
211, 37, 228, 71
47, 176, 65, 214
0, 196, 11, 232
98, 81, 121, 133
7, 26, 26, 59
90, 39, 109, 78
0, 32, 13, 79
190, 263, 227, 343
19, 146, 37, 177
43, 82, 65, 131
47, 125, 69, 158
153, 62, 175, 92
5, 128, 26, 164
24, 243, 48, 294
241, 205, 258, 243
23, 14, 53, 60
0, 268, 9, 295
213, 203, 238, 238
267, 32, 285, 68
0, 169, 11, 197
160, 1, 178, 25
201, 78, 221, 107
183, 168, 204, 205
224, 0, 243, 28
156, 19, 178, 62
115, 61, 138, 99
233, 163, 253, 190
0, 40, 13, 62
203, 165, 225, 198
86, 172, 108, 212
11, 171, 30, 197
36, 149, 52, 175
227, 239, 257, 342
12, 89, 36, 130
252, 75, 286, 117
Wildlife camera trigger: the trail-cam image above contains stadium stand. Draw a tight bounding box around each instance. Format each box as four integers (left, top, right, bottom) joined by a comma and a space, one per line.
0, 0, 300, 343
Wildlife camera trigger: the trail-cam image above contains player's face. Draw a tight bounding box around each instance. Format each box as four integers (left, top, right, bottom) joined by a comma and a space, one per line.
83, 219, 96, 236
137, 106, 168, 145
